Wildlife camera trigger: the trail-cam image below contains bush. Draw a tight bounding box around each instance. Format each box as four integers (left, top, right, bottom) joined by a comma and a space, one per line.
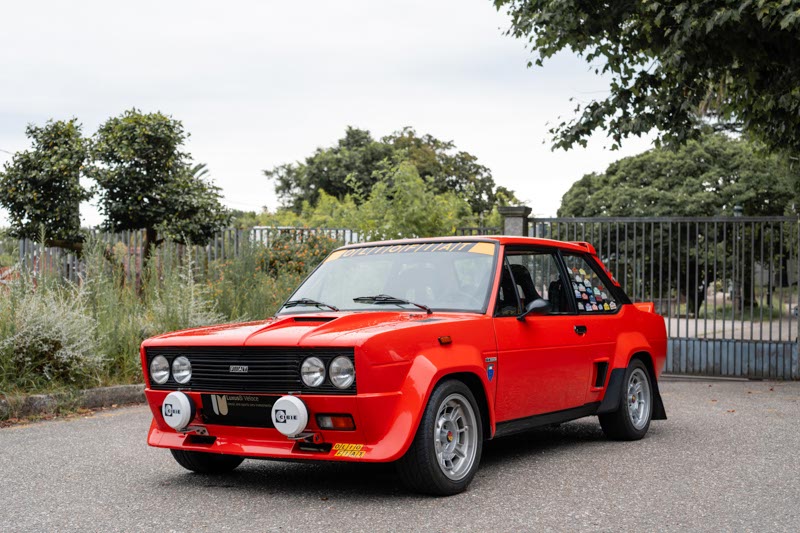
0, 230, 16, 269
260, 233, 340, 276
207, 234, 339, 321
81, 239, 224, 384
0, 277, 102, 390
0, 234, 340, 394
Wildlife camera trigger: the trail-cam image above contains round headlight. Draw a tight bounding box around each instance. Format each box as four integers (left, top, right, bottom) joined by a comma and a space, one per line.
149, 355, 169, 384
301, 357, 326, 387
172, 356, 192, 384
329, 356, 355, 389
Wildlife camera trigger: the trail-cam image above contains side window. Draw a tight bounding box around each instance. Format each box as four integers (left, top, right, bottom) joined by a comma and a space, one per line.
495, 250, 571, 316
561, 254, 619, 313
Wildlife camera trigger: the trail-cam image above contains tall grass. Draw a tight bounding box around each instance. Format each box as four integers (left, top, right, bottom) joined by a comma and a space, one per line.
207, 235, 336, 320
0, 234, 340, 396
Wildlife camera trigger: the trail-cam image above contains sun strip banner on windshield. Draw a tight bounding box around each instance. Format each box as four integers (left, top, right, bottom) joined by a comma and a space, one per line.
325, 242, 495, 262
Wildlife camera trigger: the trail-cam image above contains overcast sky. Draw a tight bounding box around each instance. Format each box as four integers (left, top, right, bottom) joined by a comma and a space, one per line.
0, 0, 653, 227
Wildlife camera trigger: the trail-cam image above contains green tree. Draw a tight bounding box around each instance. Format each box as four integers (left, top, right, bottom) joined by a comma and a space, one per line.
229, 209, 260, 229
270, 161, 472, 239
558, 133, 794, 312
355, 161, 472, 239
89, 110, 229, 255
0, 119, 89, 246
558, 134, 794, 217
265, 126, 518, 218
494, 1, 800, 155
384, 128, 499, 216
266, 127, 394, 212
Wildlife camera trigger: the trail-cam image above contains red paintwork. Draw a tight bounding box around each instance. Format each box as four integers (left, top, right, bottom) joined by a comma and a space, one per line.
141, 236, 667, 463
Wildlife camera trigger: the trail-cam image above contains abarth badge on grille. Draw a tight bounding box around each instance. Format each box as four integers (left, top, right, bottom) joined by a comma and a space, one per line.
229, 365, 249, 373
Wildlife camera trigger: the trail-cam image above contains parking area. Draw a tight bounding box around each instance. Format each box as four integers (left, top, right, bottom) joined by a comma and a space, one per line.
1, 378, 798, 532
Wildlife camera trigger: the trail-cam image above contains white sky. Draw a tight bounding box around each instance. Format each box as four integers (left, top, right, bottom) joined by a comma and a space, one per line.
0, 0, 653, 227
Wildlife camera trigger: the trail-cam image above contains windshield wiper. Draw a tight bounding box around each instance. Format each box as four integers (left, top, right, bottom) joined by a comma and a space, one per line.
282, 298, 339, 312
353, 294, 432, 314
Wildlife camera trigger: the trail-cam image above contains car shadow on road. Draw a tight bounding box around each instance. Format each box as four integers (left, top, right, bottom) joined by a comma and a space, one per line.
480, 419, 607, 467
152, 419, 621, 499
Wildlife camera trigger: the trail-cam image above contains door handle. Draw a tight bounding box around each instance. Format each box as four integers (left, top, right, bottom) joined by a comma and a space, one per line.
574, 325, 587, 335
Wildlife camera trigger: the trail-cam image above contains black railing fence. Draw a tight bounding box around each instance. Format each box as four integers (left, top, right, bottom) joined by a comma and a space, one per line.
17, 226, 364, 284
12, 218, 800, 378
531, 217, 800, 379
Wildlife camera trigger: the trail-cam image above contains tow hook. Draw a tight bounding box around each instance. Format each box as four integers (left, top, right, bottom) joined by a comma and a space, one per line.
179, 425, 209, 436
288, 432, 323, 443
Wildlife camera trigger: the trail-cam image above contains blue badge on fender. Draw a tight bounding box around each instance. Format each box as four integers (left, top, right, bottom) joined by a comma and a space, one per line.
487, 364, 495, 381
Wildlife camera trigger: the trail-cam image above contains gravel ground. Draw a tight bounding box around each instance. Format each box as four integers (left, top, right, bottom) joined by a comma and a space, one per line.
1, 378, 798, 532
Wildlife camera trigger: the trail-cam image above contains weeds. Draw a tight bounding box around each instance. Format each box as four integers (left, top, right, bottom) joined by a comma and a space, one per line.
0, 234, 341, 396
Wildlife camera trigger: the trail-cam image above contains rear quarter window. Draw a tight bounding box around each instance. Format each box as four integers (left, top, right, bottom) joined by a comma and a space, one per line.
561, 253, 619, 314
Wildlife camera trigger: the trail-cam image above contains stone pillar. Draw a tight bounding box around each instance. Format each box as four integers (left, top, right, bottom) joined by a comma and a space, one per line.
497, 206, 531, 236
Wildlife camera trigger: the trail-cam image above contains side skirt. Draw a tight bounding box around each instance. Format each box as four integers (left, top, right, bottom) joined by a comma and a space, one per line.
493, 402, 601, 439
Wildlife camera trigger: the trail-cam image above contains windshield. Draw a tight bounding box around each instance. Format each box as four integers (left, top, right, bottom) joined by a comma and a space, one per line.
278, 241, 497, 314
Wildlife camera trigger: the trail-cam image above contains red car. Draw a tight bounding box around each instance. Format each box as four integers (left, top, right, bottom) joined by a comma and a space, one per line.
142, 237, 667, 495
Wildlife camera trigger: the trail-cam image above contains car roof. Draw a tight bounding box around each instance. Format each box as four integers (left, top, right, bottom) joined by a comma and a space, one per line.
334, 235, 596, 255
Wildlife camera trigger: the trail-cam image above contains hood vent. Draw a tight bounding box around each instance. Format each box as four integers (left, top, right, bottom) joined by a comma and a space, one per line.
292, 316, 336, 323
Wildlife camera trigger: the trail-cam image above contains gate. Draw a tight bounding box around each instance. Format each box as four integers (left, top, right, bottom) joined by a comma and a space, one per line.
530, 217, 800, 379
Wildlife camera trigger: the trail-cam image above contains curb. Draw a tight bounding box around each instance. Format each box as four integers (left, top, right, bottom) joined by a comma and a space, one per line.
660, 373, 749, 382
0, 384, 145, 420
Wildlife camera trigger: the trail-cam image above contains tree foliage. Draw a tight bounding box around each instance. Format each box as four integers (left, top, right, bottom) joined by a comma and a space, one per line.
494, 0, 800, 154
558, 133, 794, 217
89, 110, 229, 250
265, 126, 518, 218
558, 133, 794, 313
259, 161, 472, 239
0, 119, 89, 243
317, 161, 470, 239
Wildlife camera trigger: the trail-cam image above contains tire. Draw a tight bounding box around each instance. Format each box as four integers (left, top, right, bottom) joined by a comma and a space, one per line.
396, 379, 483, 496
170, 449, 244, 474
599, 358, 653, 441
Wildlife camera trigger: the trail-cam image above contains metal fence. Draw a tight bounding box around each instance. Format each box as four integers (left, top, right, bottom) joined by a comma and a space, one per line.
456, 227, 502, 236
13, 217, 800, 378
17, 226, 364, 283
531, 217, 800, 379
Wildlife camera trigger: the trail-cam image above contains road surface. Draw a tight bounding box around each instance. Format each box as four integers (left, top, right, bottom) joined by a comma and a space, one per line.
1, 379, 798, 532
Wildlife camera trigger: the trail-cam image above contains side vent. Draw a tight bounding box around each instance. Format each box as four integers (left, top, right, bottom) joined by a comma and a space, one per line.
594, 362, 609, 388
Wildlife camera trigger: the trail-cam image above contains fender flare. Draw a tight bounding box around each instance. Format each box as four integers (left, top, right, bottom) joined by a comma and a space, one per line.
597, 353, 667, 420
388, 353, 495, 460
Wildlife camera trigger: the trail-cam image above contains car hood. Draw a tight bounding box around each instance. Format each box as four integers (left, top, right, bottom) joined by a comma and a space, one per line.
142, 311, 476, 348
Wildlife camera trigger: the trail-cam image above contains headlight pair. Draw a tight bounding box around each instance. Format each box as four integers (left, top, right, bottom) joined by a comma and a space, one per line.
149, 355, 192, 385
301, 356, 354, 389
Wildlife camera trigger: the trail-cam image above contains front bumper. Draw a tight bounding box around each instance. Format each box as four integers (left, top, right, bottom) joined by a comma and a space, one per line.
145, 388, 409, 463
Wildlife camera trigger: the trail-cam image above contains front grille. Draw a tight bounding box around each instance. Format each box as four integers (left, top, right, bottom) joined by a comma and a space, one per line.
145, 347, 356, 395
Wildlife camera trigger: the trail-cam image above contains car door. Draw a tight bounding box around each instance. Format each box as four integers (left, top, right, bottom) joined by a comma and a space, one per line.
492, 246, 593, 422
560, 252, 623, 404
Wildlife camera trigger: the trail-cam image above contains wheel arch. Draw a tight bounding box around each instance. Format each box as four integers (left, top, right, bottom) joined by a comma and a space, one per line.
387, 354, 495, 462
630, 351, 667, 421
597, 350, 667, 420
439, 371, 493, 441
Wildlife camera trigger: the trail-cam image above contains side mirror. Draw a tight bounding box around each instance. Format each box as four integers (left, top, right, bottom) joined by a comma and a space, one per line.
517, 298, 551, 321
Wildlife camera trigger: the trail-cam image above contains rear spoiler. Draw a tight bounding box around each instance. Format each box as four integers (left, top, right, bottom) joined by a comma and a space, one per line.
633, 302, 655, 313
571, 241, 596, 255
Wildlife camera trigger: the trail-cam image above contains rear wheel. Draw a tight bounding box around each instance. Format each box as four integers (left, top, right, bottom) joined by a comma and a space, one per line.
396, 380, 483, 495
170, 449, 244, 474
599, 359, 653, 440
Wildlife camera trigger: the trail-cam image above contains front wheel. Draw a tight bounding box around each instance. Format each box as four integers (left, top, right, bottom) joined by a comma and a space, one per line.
599, 359, 653, 440
396, 380, 483, 495
170, 449, 244, 474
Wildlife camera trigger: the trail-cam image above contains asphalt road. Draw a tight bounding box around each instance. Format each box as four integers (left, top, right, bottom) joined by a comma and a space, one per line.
1, 379, 799, 532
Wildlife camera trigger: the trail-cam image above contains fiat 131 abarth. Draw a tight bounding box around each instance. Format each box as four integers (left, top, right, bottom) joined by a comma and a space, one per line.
142, 236, 667, 495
